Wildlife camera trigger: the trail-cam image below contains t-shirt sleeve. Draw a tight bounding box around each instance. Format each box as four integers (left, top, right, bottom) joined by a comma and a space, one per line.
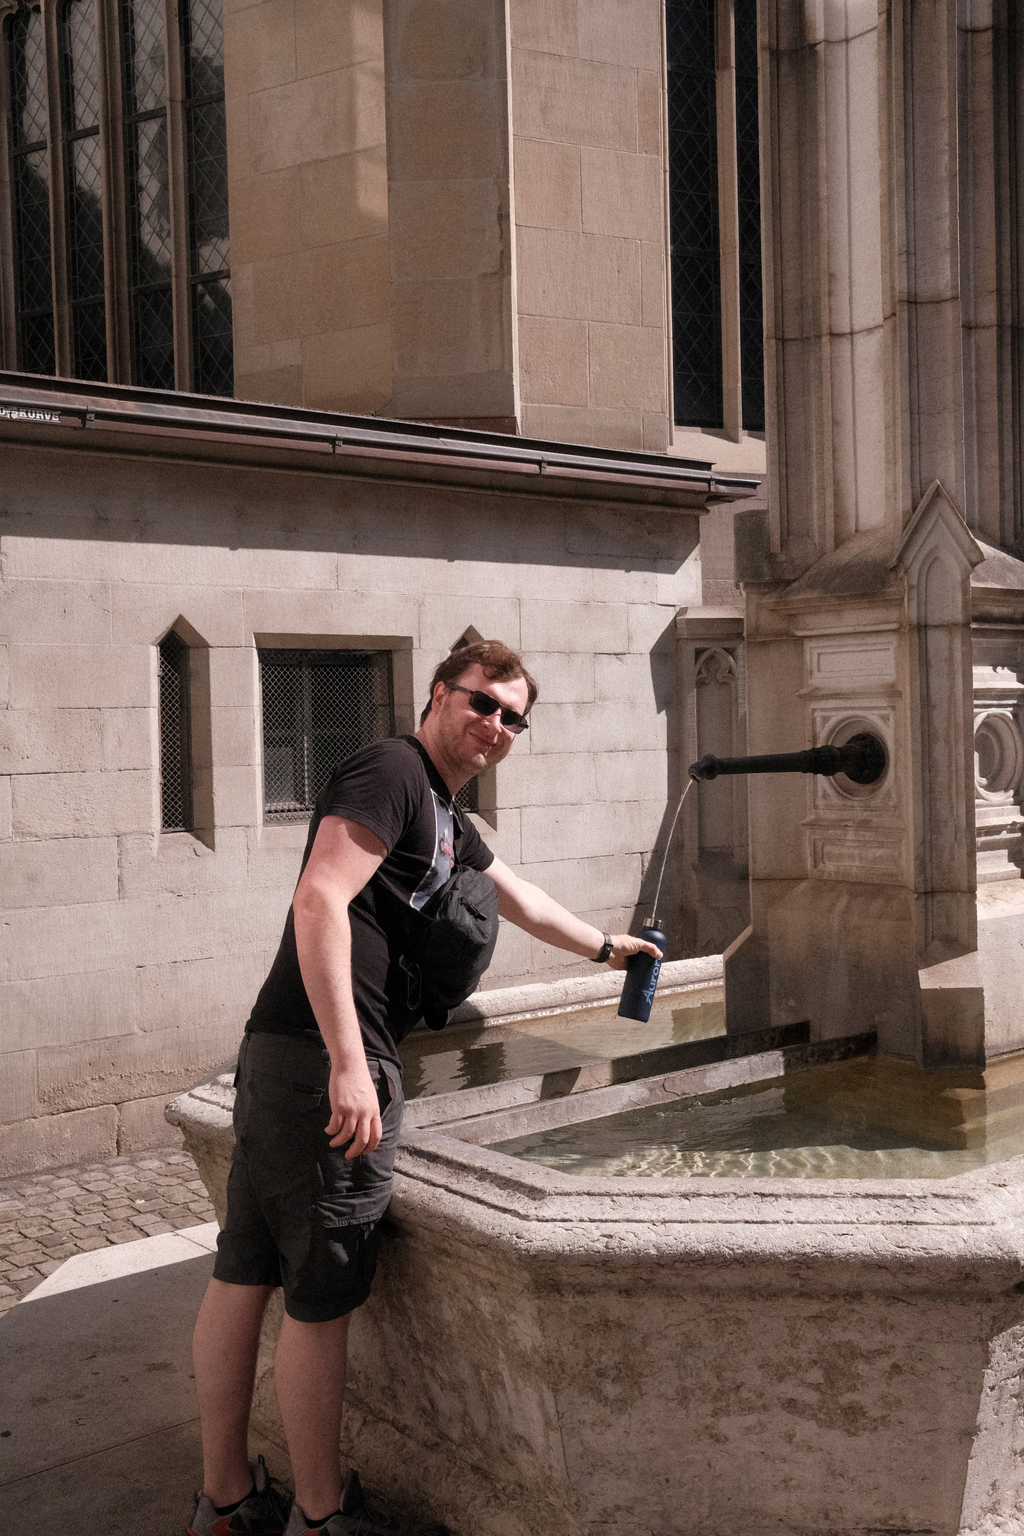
457, 811, 494, 872
318, 740, 419, 853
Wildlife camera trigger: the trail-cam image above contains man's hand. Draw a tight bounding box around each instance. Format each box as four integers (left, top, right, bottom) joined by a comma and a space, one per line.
325, 1059, 382, 1158
605, 933, 663, 971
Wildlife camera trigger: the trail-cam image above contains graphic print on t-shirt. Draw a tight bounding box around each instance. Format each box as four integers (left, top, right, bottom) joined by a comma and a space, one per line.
409, 789, 455, 911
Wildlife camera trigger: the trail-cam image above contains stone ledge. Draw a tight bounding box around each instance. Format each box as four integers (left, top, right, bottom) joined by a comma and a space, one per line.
449, 953, 723, 1026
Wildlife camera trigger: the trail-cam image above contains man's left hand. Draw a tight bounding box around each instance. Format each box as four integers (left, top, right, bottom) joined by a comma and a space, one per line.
605, 933, 663, 970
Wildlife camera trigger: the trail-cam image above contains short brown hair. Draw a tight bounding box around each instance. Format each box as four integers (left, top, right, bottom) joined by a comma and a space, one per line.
419, 640, 538, 725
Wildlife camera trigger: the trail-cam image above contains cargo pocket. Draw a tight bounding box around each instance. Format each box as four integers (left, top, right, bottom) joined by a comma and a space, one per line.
289, 1211, 384, 1319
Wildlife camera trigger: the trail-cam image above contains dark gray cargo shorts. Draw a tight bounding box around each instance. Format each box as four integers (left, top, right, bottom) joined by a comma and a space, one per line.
213, 1030, 404, 1322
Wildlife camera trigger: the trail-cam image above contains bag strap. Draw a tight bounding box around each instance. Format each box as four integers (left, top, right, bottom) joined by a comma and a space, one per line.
401, 734, 465, 849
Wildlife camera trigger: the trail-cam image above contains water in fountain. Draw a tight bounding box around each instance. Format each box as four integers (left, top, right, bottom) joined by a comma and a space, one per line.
489, 1051, 1024, 1180
398, 986, 725, 1099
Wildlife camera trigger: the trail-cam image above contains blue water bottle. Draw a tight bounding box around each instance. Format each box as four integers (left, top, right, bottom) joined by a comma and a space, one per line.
617, 916, 666, 1022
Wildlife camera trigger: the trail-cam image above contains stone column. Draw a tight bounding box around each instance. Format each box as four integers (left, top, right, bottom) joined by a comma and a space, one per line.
382, 0, 673, 445
727, 0, 998, 1066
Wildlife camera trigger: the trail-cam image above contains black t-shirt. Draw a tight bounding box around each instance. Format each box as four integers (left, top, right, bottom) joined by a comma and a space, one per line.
246, 735, 494, 1069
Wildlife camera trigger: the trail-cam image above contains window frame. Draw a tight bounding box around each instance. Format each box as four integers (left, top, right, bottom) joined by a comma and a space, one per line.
0, 0, 231, 392
258, 647, 397, 826
1, 2, 56, 373
667, 0, 764, 440
158, 625, 194, 833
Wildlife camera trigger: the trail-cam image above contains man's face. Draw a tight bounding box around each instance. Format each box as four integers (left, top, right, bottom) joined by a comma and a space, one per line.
429, 663, 530, 777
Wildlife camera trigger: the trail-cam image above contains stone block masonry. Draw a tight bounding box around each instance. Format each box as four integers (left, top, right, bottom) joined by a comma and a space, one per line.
0, 380, 756, 1175
0, 1145, 215, 1317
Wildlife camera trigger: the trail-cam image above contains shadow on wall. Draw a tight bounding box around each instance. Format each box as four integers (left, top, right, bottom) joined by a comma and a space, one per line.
3, 451, 701, 584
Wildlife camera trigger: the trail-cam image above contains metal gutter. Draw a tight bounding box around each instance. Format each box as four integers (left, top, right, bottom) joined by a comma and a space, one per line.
0, 372, 760, 504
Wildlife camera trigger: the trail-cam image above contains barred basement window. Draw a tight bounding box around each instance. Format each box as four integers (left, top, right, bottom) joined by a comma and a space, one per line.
1, 0, 232, 393
158, 629, 193, 831
454, 777, 479, 815
260, 650, 395, 824
667, 0, 764, 435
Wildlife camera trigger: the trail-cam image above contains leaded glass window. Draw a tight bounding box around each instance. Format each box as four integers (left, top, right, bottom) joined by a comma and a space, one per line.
666, 0, 764, 435
59, 0, 107, 380
7, 5, 55, 375
260, 651, 395, 824
667, 0, 722, 430
735, 0, 763, 432
181, 0, 231, 396
121, 0, 175, 388
2, 0, 232, 394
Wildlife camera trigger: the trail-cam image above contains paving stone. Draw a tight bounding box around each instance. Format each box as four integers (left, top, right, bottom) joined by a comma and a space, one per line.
74, 1233, 111, 1253
37, 1231, 76, 1249
0, 1145, 215, 1303
44, 1242, 79, 1261
17, 1222, 54, 1239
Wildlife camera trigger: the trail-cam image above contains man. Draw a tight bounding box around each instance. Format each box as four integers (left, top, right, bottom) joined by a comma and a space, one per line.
188, 640, 661, 1536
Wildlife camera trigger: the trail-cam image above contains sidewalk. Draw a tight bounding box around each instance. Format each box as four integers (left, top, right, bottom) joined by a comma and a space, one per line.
0, 1148, 288, 1535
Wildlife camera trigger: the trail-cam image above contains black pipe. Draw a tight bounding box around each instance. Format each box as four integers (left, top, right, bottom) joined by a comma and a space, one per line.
689, 731, 887, 786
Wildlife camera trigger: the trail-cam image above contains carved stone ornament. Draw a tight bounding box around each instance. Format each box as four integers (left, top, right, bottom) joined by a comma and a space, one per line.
695, 648, 737, 688
974, 710, 1024, 802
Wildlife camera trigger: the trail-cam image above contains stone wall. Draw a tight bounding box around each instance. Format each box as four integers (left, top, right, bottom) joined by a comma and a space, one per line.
0, 415, 705, 1175
223, 0, 679, 453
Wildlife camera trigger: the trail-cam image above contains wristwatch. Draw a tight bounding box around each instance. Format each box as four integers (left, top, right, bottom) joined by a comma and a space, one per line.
590, 932, 613, 964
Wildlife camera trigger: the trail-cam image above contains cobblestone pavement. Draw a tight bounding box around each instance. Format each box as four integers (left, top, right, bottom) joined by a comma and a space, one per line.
0, 1145, 215, 1317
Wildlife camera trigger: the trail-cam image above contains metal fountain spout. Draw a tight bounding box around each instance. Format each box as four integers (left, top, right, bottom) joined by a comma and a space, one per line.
688, 732, 888, 786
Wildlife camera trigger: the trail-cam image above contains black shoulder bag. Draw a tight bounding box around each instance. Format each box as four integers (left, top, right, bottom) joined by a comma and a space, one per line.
401, 861, 499, 1030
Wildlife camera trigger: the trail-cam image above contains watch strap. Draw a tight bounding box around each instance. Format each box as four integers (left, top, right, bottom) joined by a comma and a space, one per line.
590, 932, 613, 964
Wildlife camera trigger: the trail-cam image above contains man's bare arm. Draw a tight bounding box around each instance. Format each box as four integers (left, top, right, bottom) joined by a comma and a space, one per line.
486, 856, 662, 969
292, 815, 386, 1158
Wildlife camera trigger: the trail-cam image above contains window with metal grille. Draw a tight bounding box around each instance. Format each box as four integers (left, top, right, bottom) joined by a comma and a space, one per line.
2, 0, 231, 393
158, 629, 193, 831
454, 777, 479, 815
260, 650, 395, 823
667, 0, 764, 433
7, 5, 55, 376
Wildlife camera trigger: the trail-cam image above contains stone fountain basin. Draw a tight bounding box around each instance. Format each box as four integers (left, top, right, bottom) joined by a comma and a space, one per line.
167, 973, 1024, 1536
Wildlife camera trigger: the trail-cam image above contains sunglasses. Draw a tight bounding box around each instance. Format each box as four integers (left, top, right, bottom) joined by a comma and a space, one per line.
447, 684, 530, 734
